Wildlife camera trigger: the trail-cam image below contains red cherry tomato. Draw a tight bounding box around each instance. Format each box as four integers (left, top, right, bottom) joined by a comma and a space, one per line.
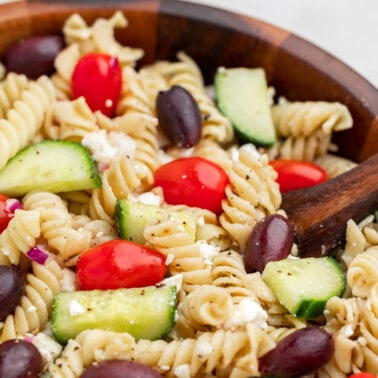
76, 239, 167, 290
0, 194, 12, 233
349, 374, 376, 378
71, 52, 122, 117
154, 157, 229, 214
270, 159, 327, 192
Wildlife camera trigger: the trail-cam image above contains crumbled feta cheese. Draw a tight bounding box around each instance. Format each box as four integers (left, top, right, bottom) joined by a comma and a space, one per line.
130, 191, 162, 207
60, 268, 78, 292
196, 240, 220, 265
224, 298, 268, 330
107, 131, 136, 158
82, 130, 117, 163
82, 130, 137, 164
32, 332, 62, 367
174, 364, 191, 378
69, 300, 84, 316
161, 274, 184, 293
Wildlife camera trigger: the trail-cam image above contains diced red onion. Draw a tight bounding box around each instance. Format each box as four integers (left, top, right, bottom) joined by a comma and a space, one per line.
27, 245, 49, 264
5, 198, 22, 214
24, 334, 34, 343
98, 162, 109, 172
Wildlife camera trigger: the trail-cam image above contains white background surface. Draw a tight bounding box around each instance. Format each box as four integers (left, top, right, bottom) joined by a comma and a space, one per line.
0, 0, 377, 88
184, 0, 378, 88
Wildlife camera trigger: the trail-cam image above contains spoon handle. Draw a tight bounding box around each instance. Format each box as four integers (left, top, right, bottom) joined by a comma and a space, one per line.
281, 154, 378, 257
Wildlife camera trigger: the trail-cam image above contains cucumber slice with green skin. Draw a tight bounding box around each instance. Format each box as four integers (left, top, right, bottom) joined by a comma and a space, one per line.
51, 285, 177, 344
262, 256, 346, 319
215, 67, 276, 147
116, 199, 196, 244
0, 140, 101, 197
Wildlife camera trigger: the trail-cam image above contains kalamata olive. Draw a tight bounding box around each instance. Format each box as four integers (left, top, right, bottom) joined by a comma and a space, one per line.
0, 265, 24, 321
243, 214, 294, 273
156, 85, 202, 148
259, 327, 334, 376
80, 359, 163, 378
0, 339, 44, 378
3, 35, 65, 79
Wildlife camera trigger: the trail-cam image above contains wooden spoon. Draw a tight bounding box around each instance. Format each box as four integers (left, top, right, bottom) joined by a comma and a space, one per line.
280, 153, 378, 257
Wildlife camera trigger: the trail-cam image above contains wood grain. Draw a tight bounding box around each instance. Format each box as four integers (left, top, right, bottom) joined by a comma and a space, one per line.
281, 153, 378, 257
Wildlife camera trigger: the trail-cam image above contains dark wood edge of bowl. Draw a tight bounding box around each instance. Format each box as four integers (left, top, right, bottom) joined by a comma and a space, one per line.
0, 0, 377, 161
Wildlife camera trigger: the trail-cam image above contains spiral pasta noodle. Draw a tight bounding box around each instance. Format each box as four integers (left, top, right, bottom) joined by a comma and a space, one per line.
315, 153, 358, 179
50, 324, 274, 378
62, 11, 144, 66
44, 97, 100, 141
0, 72, 29, 118
175, 285, 233, 337
219, 145, 281, 249
22, 191, 92, 266
266, 128, 332, 161
358, 282, 378, 372
272, 101, 353, 138
0, 209, 41, 266
0, 75, 56, 169
143, 210, 213, 295
347, 246, 378, 298
167, 203, 233, 251
0, 258, 62, 341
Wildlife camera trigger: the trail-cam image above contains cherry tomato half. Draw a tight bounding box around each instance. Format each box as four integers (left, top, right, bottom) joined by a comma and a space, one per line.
71, 52, 122, 117
349, 374, 377, 378
0, 194, 12, 233
270, 159, 327, 192
76, 239, 167, 290
154, 157, 229, 214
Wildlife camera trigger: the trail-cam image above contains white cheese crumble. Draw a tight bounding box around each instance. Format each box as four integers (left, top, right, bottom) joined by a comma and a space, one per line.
82, 130, 137, 164
82, 130, 117, 163
129, 191, 162, 207
32, 332, 63, 367
161, 274, 184, 293
60, 268, 78, 292
69, 300, 85, 316
174, 364, 191, 378
196, 240, 220, 265
224, 298, 268, 330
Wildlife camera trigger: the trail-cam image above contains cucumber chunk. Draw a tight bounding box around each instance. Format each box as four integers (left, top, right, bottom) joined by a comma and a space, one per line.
262, 256, 346, 319
215, 67, 276, 147
51, 285, 177, 344
0, 140, 101, 196
116, 199, 196, 244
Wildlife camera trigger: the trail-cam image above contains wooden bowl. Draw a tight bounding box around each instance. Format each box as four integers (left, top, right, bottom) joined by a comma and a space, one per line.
0, 0, 377, 162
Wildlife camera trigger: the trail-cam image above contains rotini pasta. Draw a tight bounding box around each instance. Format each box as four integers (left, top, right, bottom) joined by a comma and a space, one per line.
0, 208, 41, 266
0, 258, 62, 341
0, 75, 56, 169
219, 144, 281, 249
0, 72, 29, 118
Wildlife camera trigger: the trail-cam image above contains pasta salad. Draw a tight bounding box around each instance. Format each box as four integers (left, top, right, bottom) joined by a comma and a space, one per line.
0, 10, 376, 378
